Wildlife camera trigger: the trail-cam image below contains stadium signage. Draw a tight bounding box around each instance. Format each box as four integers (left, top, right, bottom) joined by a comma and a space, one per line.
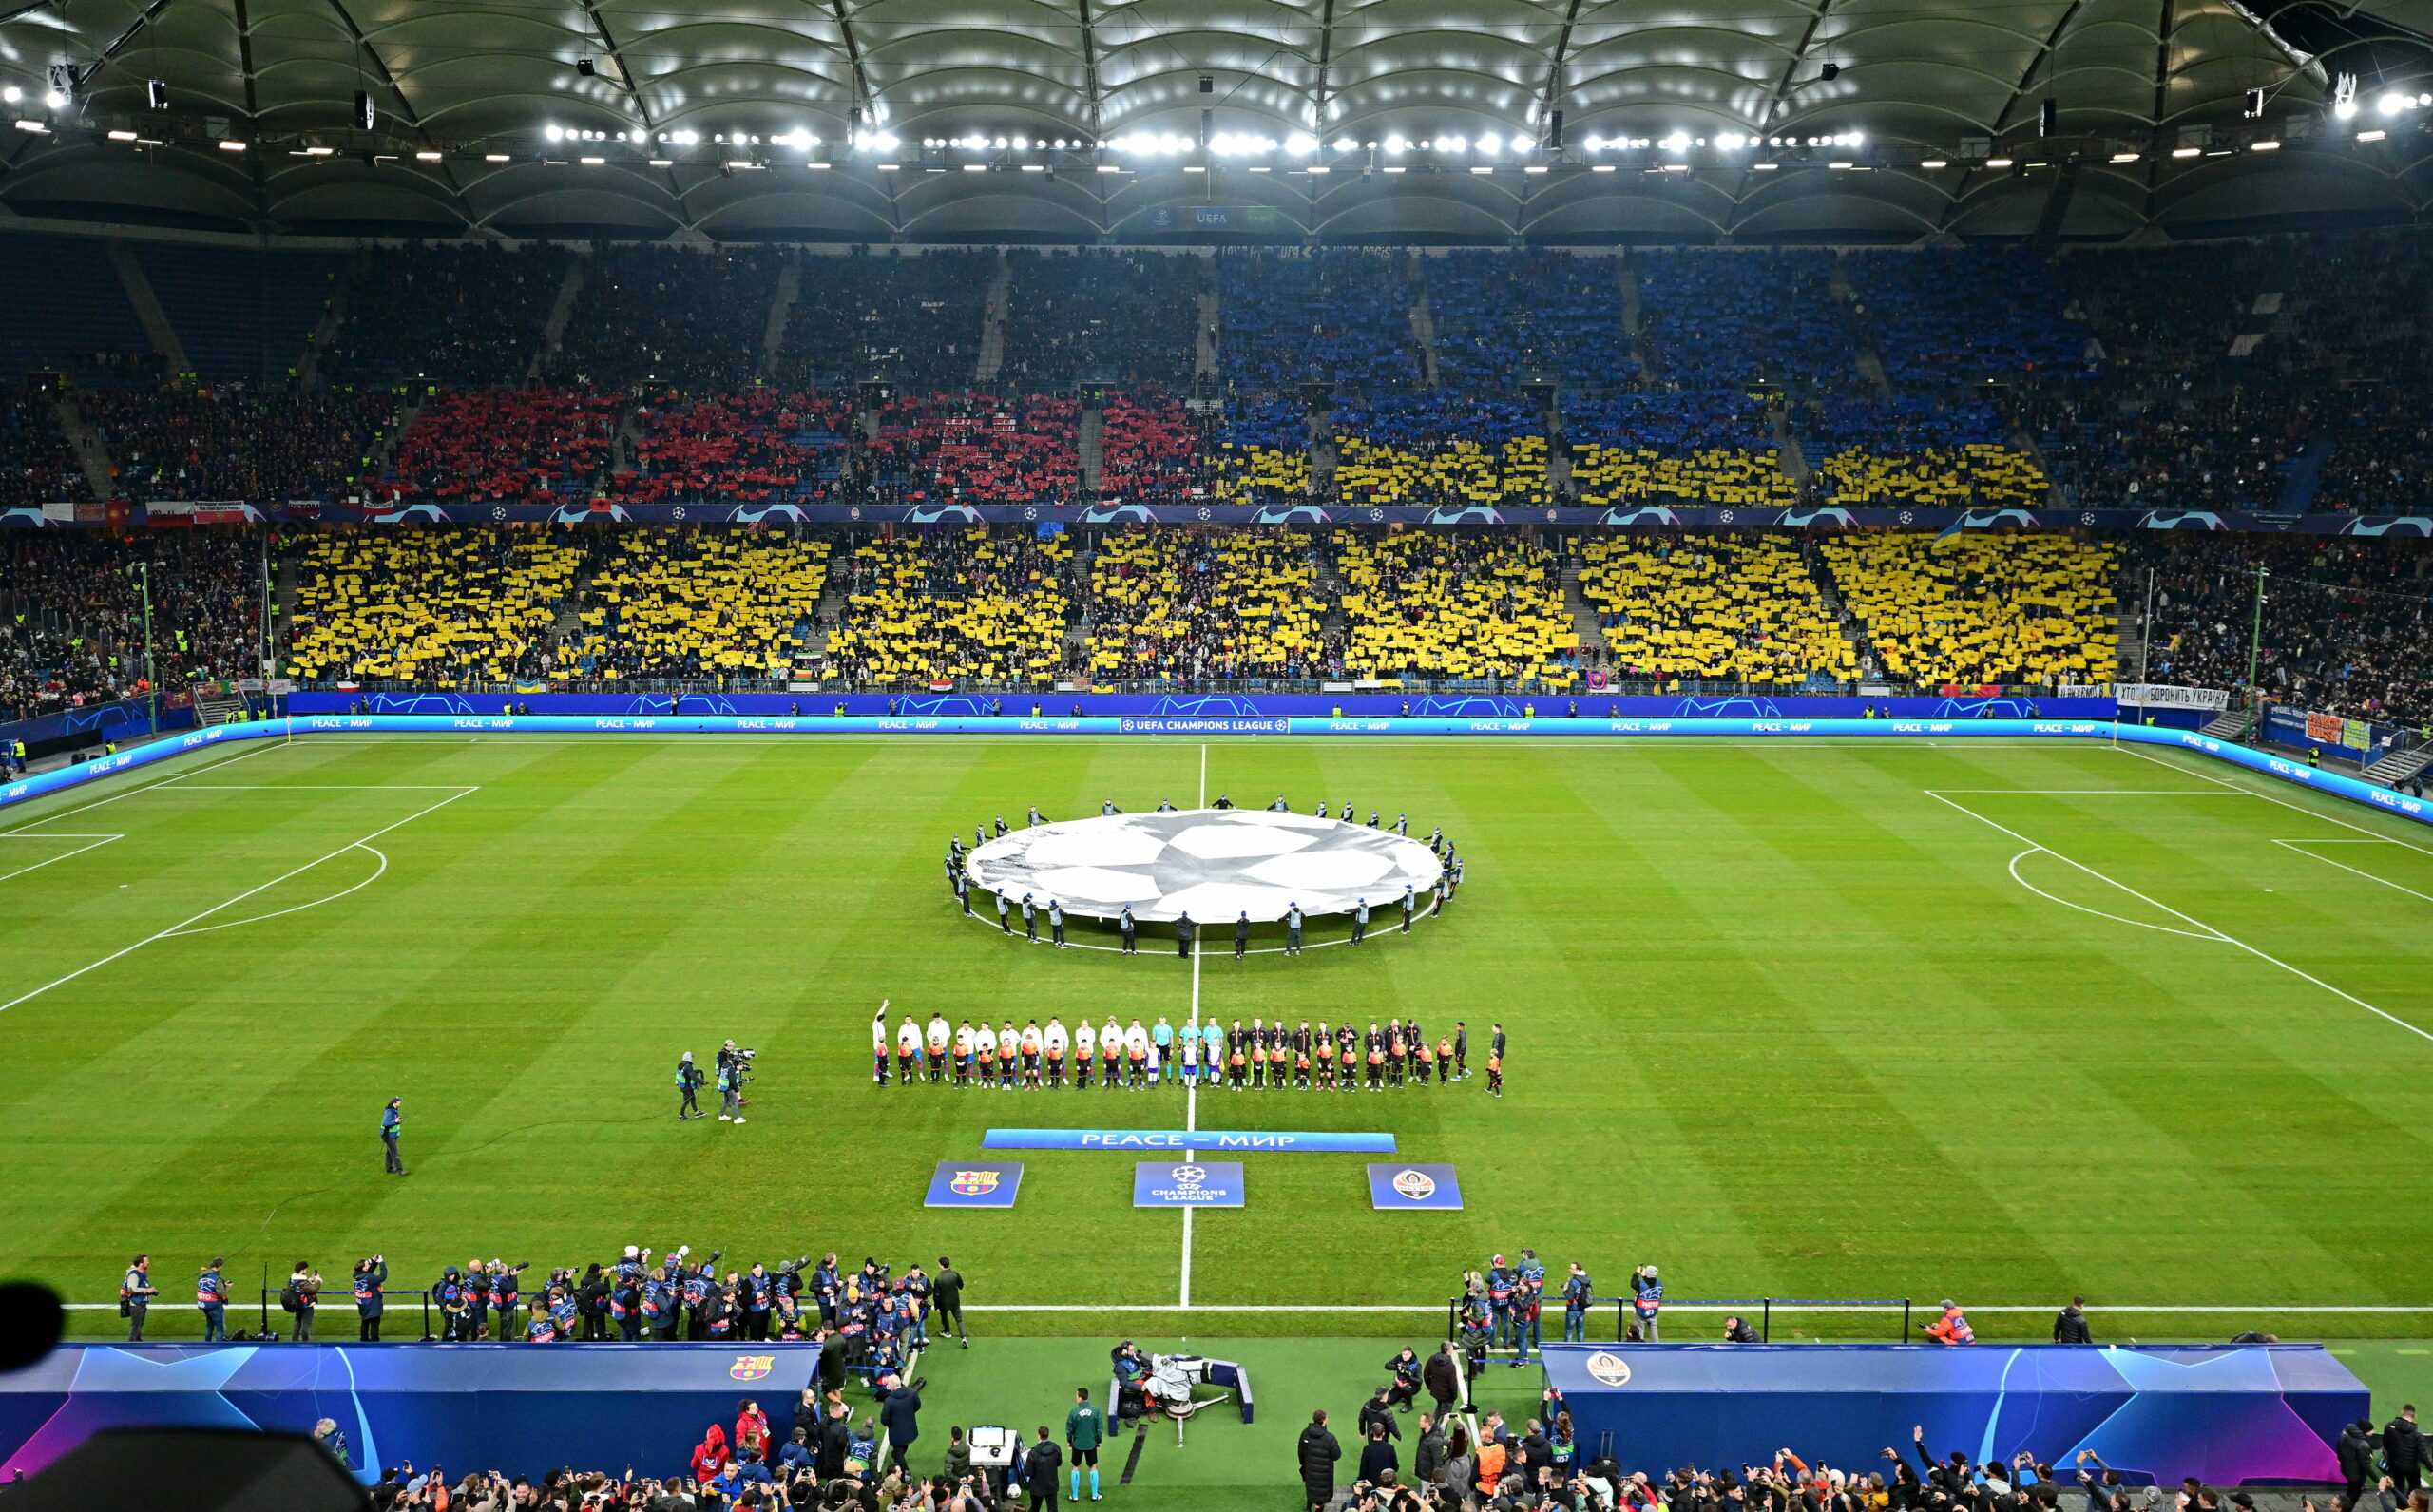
983, 1128, 1398, 1153
1118, 717, 1291, 734
1133, 1160, 1247, 1206
1366, 1162, 1465, 1210
923, 1159, 1025, 1207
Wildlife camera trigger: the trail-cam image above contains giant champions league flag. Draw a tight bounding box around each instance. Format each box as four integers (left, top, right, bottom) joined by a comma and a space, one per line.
1538, 1343, 2366, 1484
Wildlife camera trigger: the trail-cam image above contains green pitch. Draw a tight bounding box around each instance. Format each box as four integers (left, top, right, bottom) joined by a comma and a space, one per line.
4, 732, 2431, 1352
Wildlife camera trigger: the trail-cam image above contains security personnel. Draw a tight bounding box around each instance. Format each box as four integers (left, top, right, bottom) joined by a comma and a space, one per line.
1177, 910, 1196, 958
1925, 1299, 1975, 1345
196, 1258, 230, 1343
381, 1097, 406, 1175
1351, 898, 1369, 946
1561, 1263, 1593, 1343
1285, 903, 1304, 956
1120, 906, 1138, 954
677, 1052, 704, 1119
354, 1256, 388, 1342
121, 1254, 156, 1342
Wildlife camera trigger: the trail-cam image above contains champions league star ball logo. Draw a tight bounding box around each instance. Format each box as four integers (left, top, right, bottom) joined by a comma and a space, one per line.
950, 1169, 1003, 1196
1583, 1352, 1632, 1387
730, 1355, 776, 1381
1390, 1168, 1437, 1201
1169, 1164, 1207, 1188
964, 809, 1443, 923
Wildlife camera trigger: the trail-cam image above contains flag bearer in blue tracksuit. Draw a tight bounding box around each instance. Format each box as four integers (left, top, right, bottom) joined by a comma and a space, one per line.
197, 1258, 230, 1343
354, 1256, 388, 1342
1631, 1265, 1662, 1341
1561, 1262, 1593, 1342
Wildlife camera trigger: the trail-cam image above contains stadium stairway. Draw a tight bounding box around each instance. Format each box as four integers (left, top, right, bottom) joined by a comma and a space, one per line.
1561, 561, 1607, 655
50, 393, 116, 500
2362, 743, 2433, 785
760, 255, 801, 383
1409, 282, 1442, 388
1196, 287, 1220, 379
2201, 708, 2256, 740
1078, 405, 1103, 490
295, 251, 359, 391
976, 251, 1011, 383
1619, 258, 1655, 382
2279, 430, 2332, 513
1829, 257, 1894, 397
105, 239, 192, 378
528, 257, 588, 384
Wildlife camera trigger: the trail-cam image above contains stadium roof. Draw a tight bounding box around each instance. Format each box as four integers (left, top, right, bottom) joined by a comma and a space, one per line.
0, 0, 2428, 242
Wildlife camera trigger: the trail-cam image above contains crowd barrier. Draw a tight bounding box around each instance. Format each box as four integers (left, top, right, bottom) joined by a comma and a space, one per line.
3, 716, 2425, 834
1446, 1295, 1917, 1344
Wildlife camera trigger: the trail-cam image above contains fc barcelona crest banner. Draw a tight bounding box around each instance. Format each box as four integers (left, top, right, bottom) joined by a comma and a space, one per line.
925, 1159, 1025, 1208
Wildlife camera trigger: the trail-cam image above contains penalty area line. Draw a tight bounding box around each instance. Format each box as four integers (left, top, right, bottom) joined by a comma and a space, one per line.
1927, 789, 2433, 1046
0, 786, 477, 1017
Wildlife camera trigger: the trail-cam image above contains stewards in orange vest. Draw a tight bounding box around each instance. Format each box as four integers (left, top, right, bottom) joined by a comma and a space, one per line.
1926, 1300, 1976, 1345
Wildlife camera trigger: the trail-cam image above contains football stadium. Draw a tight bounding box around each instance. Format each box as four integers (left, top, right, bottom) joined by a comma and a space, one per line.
5, 0, 2433, 1506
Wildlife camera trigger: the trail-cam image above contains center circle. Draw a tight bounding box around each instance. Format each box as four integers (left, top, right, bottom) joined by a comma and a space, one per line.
964, 808, 1444, 923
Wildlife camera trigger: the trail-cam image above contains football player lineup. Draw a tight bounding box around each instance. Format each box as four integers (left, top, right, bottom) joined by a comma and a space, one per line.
887, 1012, 1474, 1090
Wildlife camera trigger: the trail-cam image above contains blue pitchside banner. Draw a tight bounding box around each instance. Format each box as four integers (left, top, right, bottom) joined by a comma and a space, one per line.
1134, 1160, 1246, 1206
1368, 1163, 1465, 1210
924, 1160, 1024, 1207
984, 1128, 1397, 1152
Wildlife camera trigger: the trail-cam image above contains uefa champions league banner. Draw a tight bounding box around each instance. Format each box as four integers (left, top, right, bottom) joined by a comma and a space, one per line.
1538, 1342, 2366, 1484
4, 716, 2426, 834
0, 1343, 829, 1483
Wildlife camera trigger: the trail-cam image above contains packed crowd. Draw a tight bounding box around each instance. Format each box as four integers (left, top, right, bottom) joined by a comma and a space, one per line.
778, 250, 993, 392
1336, 536, 1579, 685
554, 246, 787, 392
1818, 533, 2120, 688
1218, 249, 1423, 392
1002, 250, 1200, 389
383, 391, 623, 505
615, 392, 853, 506
1580, 534, 1856, 686
0, 528, 261, 718
1083, 529, 1326, 680
2128, 533, 2433, 725
78, 382, 396, 502
320, 243, 571, 390
0, 384, 87, 506
287, 527, 584, 686
822, 529, 1077, 688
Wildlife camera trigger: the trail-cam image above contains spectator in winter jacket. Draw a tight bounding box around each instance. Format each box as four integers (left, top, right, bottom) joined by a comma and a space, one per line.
1425, 1342, 1464, 1418
1298, 1408, 1343, 1512
1358, 1386, 1403, 1443
879, 1377, 924, 1470
2387, 1407, 2428, 1496
2340, 1421, 2379, 1504
2053, 1297, 2093, 1344
690, 1424, 730, 1485
1357, 1423, 1400, 1485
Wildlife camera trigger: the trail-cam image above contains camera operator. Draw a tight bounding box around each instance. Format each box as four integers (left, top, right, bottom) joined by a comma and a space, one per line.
717, 1041, 756, 1123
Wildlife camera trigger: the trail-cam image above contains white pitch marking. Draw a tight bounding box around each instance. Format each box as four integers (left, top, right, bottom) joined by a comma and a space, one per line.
0, 739, 282, 836
1929, 789, 2433, 1045
2112, 743, 2433, 859
2273, 839, 2433, 903
163, 845, 390, 935
1181, 743, 1205, 1310
0, 834, 122, 884
0, 786, 476, 1017
2003, 848, 2223, 941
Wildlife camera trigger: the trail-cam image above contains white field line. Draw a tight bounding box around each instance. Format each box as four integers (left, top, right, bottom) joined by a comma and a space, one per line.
1182, 744, 1205, 1309
0, 786, 477, 1017
0, 834, 122, 883
163, 846, 390, 936
2273, 839, 2433, 903
1927, 790, 2433, 1045
2111, 743, 2433, 859
2003, 849, 2221, 941
0, 739, 283, 836
54, 1301, 2433, 1314
291, 737, 2092, 751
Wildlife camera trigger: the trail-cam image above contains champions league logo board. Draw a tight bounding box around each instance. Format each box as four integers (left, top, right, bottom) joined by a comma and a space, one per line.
1367, 1162, 1464, 1209
1133, 1160, 1247, 1207
963, 809, 1443, 923
925, 1160, 1025, 1208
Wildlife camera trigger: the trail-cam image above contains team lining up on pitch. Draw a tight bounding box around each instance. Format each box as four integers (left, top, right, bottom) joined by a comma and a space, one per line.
878, 1007, 1506, 1094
